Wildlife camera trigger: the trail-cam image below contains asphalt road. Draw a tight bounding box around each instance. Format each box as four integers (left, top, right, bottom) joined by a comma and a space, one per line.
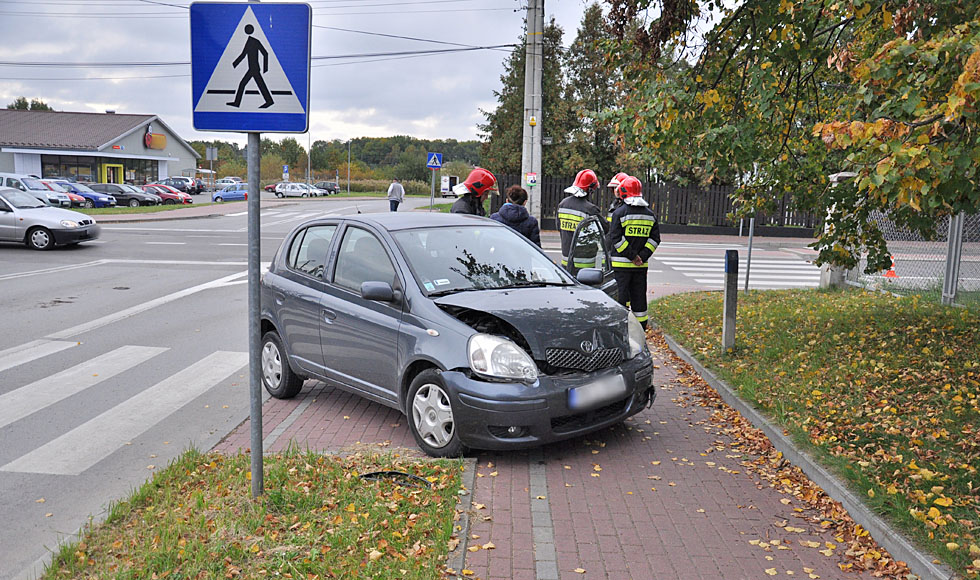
0, 194, 429, 580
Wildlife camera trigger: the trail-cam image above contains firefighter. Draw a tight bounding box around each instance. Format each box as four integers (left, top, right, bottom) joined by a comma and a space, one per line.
557, 169, 603, 270
606, 172, 630, 223
450, 167, 496, 216
607, 176, 660, 329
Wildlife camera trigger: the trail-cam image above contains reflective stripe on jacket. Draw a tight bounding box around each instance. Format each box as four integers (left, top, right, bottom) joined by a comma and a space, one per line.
556, 195, 602, 265
606, 204, 660, 268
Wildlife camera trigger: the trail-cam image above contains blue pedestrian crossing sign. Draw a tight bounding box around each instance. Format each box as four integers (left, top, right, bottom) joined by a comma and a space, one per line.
426, 153, 443, 169
190, 2, 311, 133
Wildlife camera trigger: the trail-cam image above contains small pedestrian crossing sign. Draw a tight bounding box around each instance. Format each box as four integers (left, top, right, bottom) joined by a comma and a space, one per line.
190, 2, 311, 133
426, 153, 443, 169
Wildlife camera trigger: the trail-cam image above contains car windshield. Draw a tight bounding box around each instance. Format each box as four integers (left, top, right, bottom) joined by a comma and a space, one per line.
122, 185, 143, 193
21, 177, 49, 191
392, 225, 573, 296
1, 189, 45, 208
43, 181, 68, 192
66, 182, 96, 193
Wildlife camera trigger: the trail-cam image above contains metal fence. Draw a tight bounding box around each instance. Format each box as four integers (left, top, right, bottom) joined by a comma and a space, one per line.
490, 174, 818, 233
845, 212, 980, 308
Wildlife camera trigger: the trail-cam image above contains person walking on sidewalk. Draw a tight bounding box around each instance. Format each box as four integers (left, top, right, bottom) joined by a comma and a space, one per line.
450, 167, 496, 216
606, 172, 630, 224
387, 178, 405, 212
490, 185, 541, 246
557, 169, 604, 269
607, 176, 660, 329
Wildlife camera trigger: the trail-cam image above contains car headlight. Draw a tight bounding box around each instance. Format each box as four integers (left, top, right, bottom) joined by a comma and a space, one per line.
468, 333, 538, 383
60, 220, 80, 228
627, 313, 647, 358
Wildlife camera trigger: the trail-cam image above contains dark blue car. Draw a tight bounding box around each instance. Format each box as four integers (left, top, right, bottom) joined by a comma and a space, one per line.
55, 181, 116, 208
259, 212, 654, 457
212, 183, 248, 202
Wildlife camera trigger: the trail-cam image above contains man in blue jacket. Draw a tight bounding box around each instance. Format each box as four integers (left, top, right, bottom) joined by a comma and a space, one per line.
490, 185, 541, 246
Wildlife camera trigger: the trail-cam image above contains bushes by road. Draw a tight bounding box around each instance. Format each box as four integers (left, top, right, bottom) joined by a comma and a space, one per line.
654, 289, 980, 577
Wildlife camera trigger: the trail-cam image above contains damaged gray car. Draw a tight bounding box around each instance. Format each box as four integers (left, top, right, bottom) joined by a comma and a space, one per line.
260, 212, 655, 457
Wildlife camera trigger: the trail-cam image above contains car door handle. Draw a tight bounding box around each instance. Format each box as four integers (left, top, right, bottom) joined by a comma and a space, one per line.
322, 308, 337, 323
274, 292, 285, 305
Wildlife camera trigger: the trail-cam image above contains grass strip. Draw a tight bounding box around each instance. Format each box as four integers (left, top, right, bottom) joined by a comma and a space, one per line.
42, 448, 463, 579
78, 203, 215, 216
653, 288, 980, 577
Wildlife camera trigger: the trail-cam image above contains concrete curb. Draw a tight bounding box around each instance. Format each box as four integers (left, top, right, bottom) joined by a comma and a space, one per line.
657, 329, 955, 580
446, 457, 478, 578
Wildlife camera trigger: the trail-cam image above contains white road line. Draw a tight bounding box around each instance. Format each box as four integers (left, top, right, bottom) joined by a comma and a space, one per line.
227, 211, 248, 216
104, 226, 242, 233
0, 260, 108, 282
0, 340, 77, 374
693, 278, 818, 287
0, 345, 168, 429
46, 270, 248, 340
670, 268, 820, 275
0, 351, 249, 476
655, 257, 815, 264
219, 243, 247, 246
691, 272, 820, 280
145, 242, 186, 245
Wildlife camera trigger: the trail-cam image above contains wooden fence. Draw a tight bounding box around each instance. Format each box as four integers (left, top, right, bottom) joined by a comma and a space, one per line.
489, 175, 817, 234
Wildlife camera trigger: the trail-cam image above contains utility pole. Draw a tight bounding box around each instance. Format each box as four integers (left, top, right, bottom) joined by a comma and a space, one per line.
521, 0, 544, 221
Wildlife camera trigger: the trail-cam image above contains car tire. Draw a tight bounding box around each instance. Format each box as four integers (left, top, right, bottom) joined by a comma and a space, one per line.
407, 370, 466, 457
301, 193, 307, 198
261, 331, 304, 399
26, 227, 54, 251
215, 196, 223, 202
128, 199, 140, 208
84, 200, 95, 209
165, 199, 175, 205
276, 192, 284, 198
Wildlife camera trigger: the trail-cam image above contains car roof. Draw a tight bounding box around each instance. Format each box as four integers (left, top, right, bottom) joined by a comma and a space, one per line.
339, 212, 501, 232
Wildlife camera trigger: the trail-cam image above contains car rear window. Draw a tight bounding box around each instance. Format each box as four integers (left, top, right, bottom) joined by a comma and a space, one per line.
287, 225, 337, 278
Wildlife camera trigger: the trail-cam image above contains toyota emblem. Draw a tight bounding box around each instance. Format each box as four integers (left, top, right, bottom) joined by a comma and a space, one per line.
580, 340, 596, 354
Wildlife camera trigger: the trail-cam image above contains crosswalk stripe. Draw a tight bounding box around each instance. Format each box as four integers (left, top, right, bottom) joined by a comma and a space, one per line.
693, 278, 817, 287
0, 346, 168, 429
0, 340, 77, 374
655, 257, 815, 265
670, 268, 820, 276
0, 351, 249, 476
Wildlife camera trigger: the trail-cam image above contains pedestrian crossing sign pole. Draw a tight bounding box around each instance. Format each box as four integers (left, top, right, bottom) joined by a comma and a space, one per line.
426, 152, 442, 211
191, 1, 311, 498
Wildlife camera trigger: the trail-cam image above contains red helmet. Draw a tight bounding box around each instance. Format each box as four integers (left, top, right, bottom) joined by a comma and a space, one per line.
565, 169, 599, 197
462, 167, 496, 197
617, 176, 643, 200
608, 172, 630, 190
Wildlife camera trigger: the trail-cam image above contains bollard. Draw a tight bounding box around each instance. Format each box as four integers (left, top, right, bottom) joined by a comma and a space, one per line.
722, 249, 738, 352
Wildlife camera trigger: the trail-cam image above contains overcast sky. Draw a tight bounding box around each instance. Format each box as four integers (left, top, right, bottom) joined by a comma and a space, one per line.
0, 0, 593, 146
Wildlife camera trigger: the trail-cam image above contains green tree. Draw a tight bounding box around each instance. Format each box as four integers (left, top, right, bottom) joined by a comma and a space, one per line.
603, 0, 980, 272
7, 97, 54, 111
480, 19, 580, 177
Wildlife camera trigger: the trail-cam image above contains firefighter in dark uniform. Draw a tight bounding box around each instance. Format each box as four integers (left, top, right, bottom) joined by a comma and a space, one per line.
450, 167, 496, 216
606, 176, 660, 328
556, 169, 603, 270
606, 172, 630, 223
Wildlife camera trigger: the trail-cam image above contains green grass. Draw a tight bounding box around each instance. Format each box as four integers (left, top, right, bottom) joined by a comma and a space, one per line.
653, 288, 980, 577
77, 203, 215, 216
41, 449, 463, 580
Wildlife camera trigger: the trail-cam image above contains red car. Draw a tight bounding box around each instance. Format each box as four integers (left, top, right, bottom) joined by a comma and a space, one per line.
144, 184, 193, 205
40, 180, 86, 208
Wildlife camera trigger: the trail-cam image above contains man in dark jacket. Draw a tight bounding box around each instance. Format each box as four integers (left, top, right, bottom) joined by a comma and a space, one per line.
450, 167, 496, 216
490, 185, 541, 246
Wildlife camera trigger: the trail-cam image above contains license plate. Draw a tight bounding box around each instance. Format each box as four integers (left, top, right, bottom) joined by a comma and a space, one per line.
568, 374, 627, 410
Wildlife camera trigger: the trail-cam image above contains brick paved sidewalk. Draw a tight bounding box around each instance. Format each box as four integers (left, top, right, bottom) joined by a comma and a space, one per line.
214, 338, 883, 580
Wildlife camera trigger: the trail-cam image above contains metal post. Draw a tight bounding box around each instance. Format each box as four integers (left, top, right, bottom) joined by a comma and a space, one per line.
744, 217, 755, 291
942, 212, 965, 305
722, 250, 738, 352
247, 131, 263, 498
430, 170, 435, 211
346, 139, 351, 194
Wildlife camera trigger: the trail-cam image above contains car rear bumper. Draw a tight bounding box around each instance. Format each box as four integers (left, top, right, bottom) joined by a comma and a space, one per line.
440, 352, 655, 450
52, 224, 101, 244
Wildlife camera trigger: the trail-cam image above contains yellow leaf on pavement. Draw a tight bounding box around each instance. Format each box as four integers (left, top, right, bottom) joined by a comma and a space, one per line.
573, 568, 586, 574
765, 568, 778, 576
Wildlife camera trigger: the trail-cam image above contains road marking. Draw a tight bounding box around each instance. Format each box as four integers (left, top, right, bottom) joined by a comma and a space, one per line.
0, 351, 249, 476
145, 242, 186, 245
693, 278, 818, 287
46, 269, 249, 340
670, 268, 820, 275
0, 345, 168, 429
227, 211, 248, 216
655, 256, 815, 265
0, 260, 108, 282
219, 243, 247, 246
0, 340, 77, 374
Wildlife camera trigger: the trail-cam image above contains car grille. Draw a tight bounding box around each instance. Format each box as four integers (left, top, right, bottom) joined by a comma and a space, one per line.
545, 347, 624, 372
79, 219, 94, 226
551, 397, 630, 434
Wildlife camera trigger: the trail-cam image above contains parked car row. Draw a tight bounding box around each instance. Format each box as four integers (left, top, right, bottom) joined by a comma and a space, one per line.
143, 184, 193, 205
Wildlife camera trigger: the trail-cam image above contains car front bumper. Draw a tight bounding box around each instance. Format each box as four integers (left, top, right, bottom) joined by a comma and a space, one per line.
440, 352, 655, 450
52, 224, 101, 244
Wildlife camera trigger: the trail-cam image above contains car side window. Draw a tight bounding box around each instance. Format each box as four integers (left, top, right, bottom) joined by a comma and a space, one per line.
333, 228, 396, 292
287, 225, 337, 278
9, 178, 25, 191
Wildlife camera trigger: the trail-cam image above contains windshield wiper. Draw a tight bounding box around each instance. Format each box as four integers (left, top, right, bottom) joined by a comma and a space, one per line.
495, 281, 571, 289
428, 287, 484, 297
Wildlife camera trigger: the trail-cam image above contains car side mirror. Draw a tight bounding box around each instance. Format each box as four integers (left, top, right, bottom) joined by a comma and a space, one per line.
576, 268, 603, 286
360, 281, 397, 302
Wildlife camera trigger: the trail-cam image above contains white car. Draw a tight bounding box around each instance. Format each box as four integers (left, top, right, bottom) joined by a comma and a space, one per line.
215, 177, 240, 187
274, 182, 320, 198
0, 187, 100, 250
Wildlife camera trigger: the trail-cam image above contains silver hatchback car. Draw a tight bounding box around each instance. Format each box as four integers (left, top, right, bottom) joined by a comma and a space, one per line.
0, 187, 101, 250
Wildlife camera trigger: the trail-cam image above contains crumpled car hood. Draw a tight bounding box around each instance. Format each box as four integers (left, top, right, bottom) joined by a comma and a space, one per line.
434, 286, 628, 360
